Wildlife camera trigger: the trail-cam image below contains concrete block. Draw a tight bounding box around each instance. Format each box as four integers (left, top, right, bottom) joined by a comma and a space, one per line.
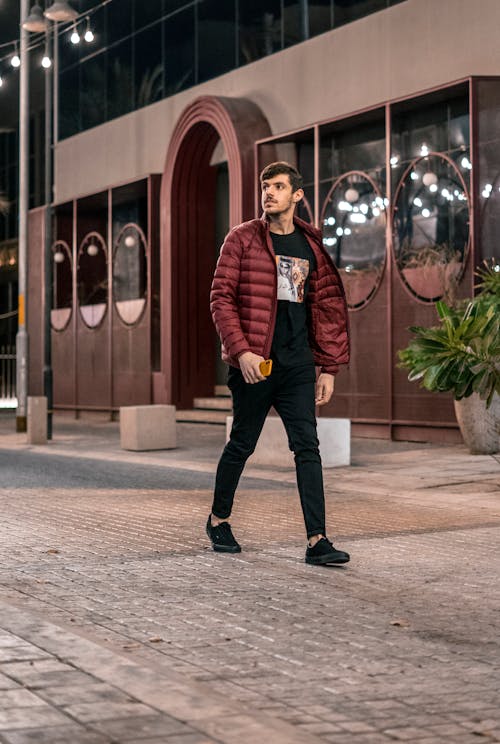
120, 405, 176, 451
226, 415, 350, 468
27, 396, 48, 445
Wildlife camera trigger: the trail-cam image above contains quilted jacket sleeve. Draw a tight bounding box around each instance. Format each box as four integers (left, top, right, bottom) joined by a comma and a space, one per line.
210, 228, 252, 360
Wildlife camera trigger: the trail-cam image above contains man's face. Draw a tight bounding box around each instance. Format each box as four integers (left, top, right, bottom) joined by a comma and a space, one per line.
261, 174, 303, 216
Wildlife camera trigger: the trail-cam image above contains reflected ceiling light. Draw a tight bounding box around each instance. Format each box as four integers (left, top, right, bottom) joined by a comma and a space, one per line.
461, 156, 472, 170
413, 197, 422, 207
53, 250, 65, 263
422, 172, 438, 187
360, 203, 368, 214
429, 184, 438, 193
350, 213, 366, 224
344, 264, 354, 273
41, 54, 52, 68
482, 183, 493, 198
0, 75, 3, 88
345, 187, 359, 203
338, 200, 352, 212
421, 208, 431, 218
44, 1, 78, 21
87, 243, 99, 256
420, 144, 429, 156
410, 171, 419, 181
390, 155, 399, 167
344, 227, 352, 236
372, 207, 380, 217
336, 227, 344, 236
124, 235, 136, 248
23, 3, 48, 32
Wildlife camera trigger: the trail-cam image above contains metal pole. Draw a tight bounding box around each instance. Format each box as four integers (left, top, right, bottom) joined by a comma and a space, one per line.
16, 0, 30, 432
300, 0, 309, 41
43, 27, 53, 439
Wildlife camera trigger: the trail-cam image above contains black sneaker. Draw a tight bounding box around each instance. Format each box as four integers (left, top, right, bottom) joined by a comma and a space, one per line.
305, 537, 350, 565
206, 516, 241, 553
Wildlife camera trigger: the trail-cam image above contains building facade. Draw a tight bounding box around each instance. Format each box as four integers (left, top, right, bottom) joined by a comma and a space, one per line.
16, 0, 500, 441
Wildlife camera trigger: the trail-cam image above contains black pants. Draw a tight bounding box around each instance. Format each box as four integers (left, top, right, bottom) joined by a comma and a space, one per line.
211, 362, 326, 538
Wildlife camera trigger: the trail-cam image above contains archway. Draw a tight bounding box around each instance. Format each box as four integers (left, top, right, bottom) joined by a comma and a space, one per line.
160, 96, 271, 408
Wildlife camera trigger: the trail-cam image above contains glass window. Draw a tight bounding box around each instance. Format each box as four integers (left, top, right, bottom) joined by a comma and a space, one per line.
476, 79, 500, 263
163, 6, 195, 96
134, 25, 164, 110
77, 232, 108, 328
135, 0, 164, 32
239, 0, 281, 64
309, 0, 333, 38
197, 0, 236, 83
391, 88, 470, 302
51, 241, 73, 331
107, 39, 133, 122
80, 53, 107, 131
283, 0, 305, 47
393, 154, 469, 302
320, 112, 386, 308
113, 225, 147, 325
59, 66, 81, 139
106, 0, 133, 44
333, 0, 386, 28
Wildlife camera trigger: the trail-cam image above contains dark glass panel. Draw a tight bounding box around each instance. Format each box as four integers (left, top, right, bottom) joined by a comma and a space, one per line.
309, 0, 333, 38
106, 0, 133, 44
476, 79, 500, 264
80, 52, 107, 130
107, 39, 133, 122
59, 66, 80, 139
134, 25, 164, 109
163, 6, 195, 95
333, 0, 386, 28
239, 0, 281, 64
197, 0, 236, 82
135, 0, 164, 31
283, 0, 303, 47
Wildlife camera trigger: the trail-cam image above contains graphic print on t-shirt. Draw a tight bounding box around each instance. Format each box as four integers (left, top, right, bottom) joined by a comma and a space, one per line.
275, 255, 310, 303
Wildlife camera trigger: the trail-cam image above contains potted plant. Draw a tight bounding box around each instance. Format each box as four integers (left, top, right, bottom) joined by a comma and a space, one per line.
398, 260, 500, 454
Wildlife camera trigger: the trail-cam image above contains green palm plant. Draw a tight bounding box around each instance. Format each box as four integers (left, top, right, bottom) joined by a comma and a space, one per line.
398, 260, 500, 408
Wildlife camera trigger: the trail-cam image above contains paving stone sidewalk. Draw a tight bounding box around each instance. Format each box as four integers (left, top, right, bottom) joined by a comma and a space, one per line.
0, 413, 499, 743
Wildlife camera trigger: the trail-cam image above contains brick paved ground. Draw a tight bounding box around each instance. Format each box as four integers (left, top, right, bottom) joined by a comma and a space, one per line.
0, 413, 499, 743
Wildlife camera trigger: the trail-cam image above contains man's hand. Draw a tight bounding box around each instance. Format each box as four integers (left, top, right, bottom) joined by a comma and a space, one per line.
239, 352, 267, 384
315, 373, 335, 406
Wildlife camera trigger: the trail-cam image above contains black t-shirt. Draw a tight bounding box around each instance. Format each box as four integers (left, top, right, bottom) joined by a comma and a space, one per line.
270, 229, 317, 367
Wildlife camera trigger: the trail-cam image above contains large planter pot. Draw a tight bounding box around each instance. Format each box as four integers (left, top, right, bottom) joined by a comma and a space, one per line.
454, 393, 500, 455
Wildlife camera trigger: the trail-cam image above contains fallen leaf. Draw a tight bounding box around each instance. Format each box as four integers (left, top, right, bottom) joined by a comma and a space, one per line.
46, 549, 60, 554
148, 637, 164, 644
390, 618, 410, 628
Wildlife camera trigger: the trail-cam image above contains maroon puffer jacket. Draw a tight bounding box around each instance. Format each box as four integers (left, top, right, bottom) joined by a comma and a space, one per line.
210, 215, 349, 375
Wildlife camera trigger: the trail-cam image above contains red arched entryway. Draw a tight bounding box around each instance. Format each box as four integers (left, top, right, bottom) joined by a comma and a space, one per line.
159, 96, 271, 408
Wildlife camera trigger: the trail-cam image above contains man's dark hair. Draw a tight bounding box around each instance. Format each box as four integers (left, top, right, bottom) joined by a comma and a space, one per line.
260, 162, 303, 193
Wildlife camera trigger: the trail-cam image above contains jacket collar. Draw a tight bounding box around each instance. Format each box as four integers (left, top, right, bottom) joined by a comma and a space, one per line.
259, 212, 322, 242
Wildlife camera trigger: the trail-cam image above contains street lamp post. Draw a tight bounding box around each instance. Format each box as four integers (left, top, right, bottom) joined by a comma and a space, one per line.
16, 0, 30, 432
19, 1, 77, 436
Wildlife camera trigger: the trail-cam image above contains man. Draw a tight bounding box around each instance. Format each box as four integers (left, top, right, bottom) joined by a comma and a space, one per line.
207, 161, 350, 565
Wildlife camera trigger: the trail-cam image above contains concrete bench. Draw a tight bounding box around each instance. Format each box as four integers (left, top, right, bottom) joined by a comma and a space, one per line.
225, 415, 350, 468
27, 396, 48, 445
120, 405, 176, 451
